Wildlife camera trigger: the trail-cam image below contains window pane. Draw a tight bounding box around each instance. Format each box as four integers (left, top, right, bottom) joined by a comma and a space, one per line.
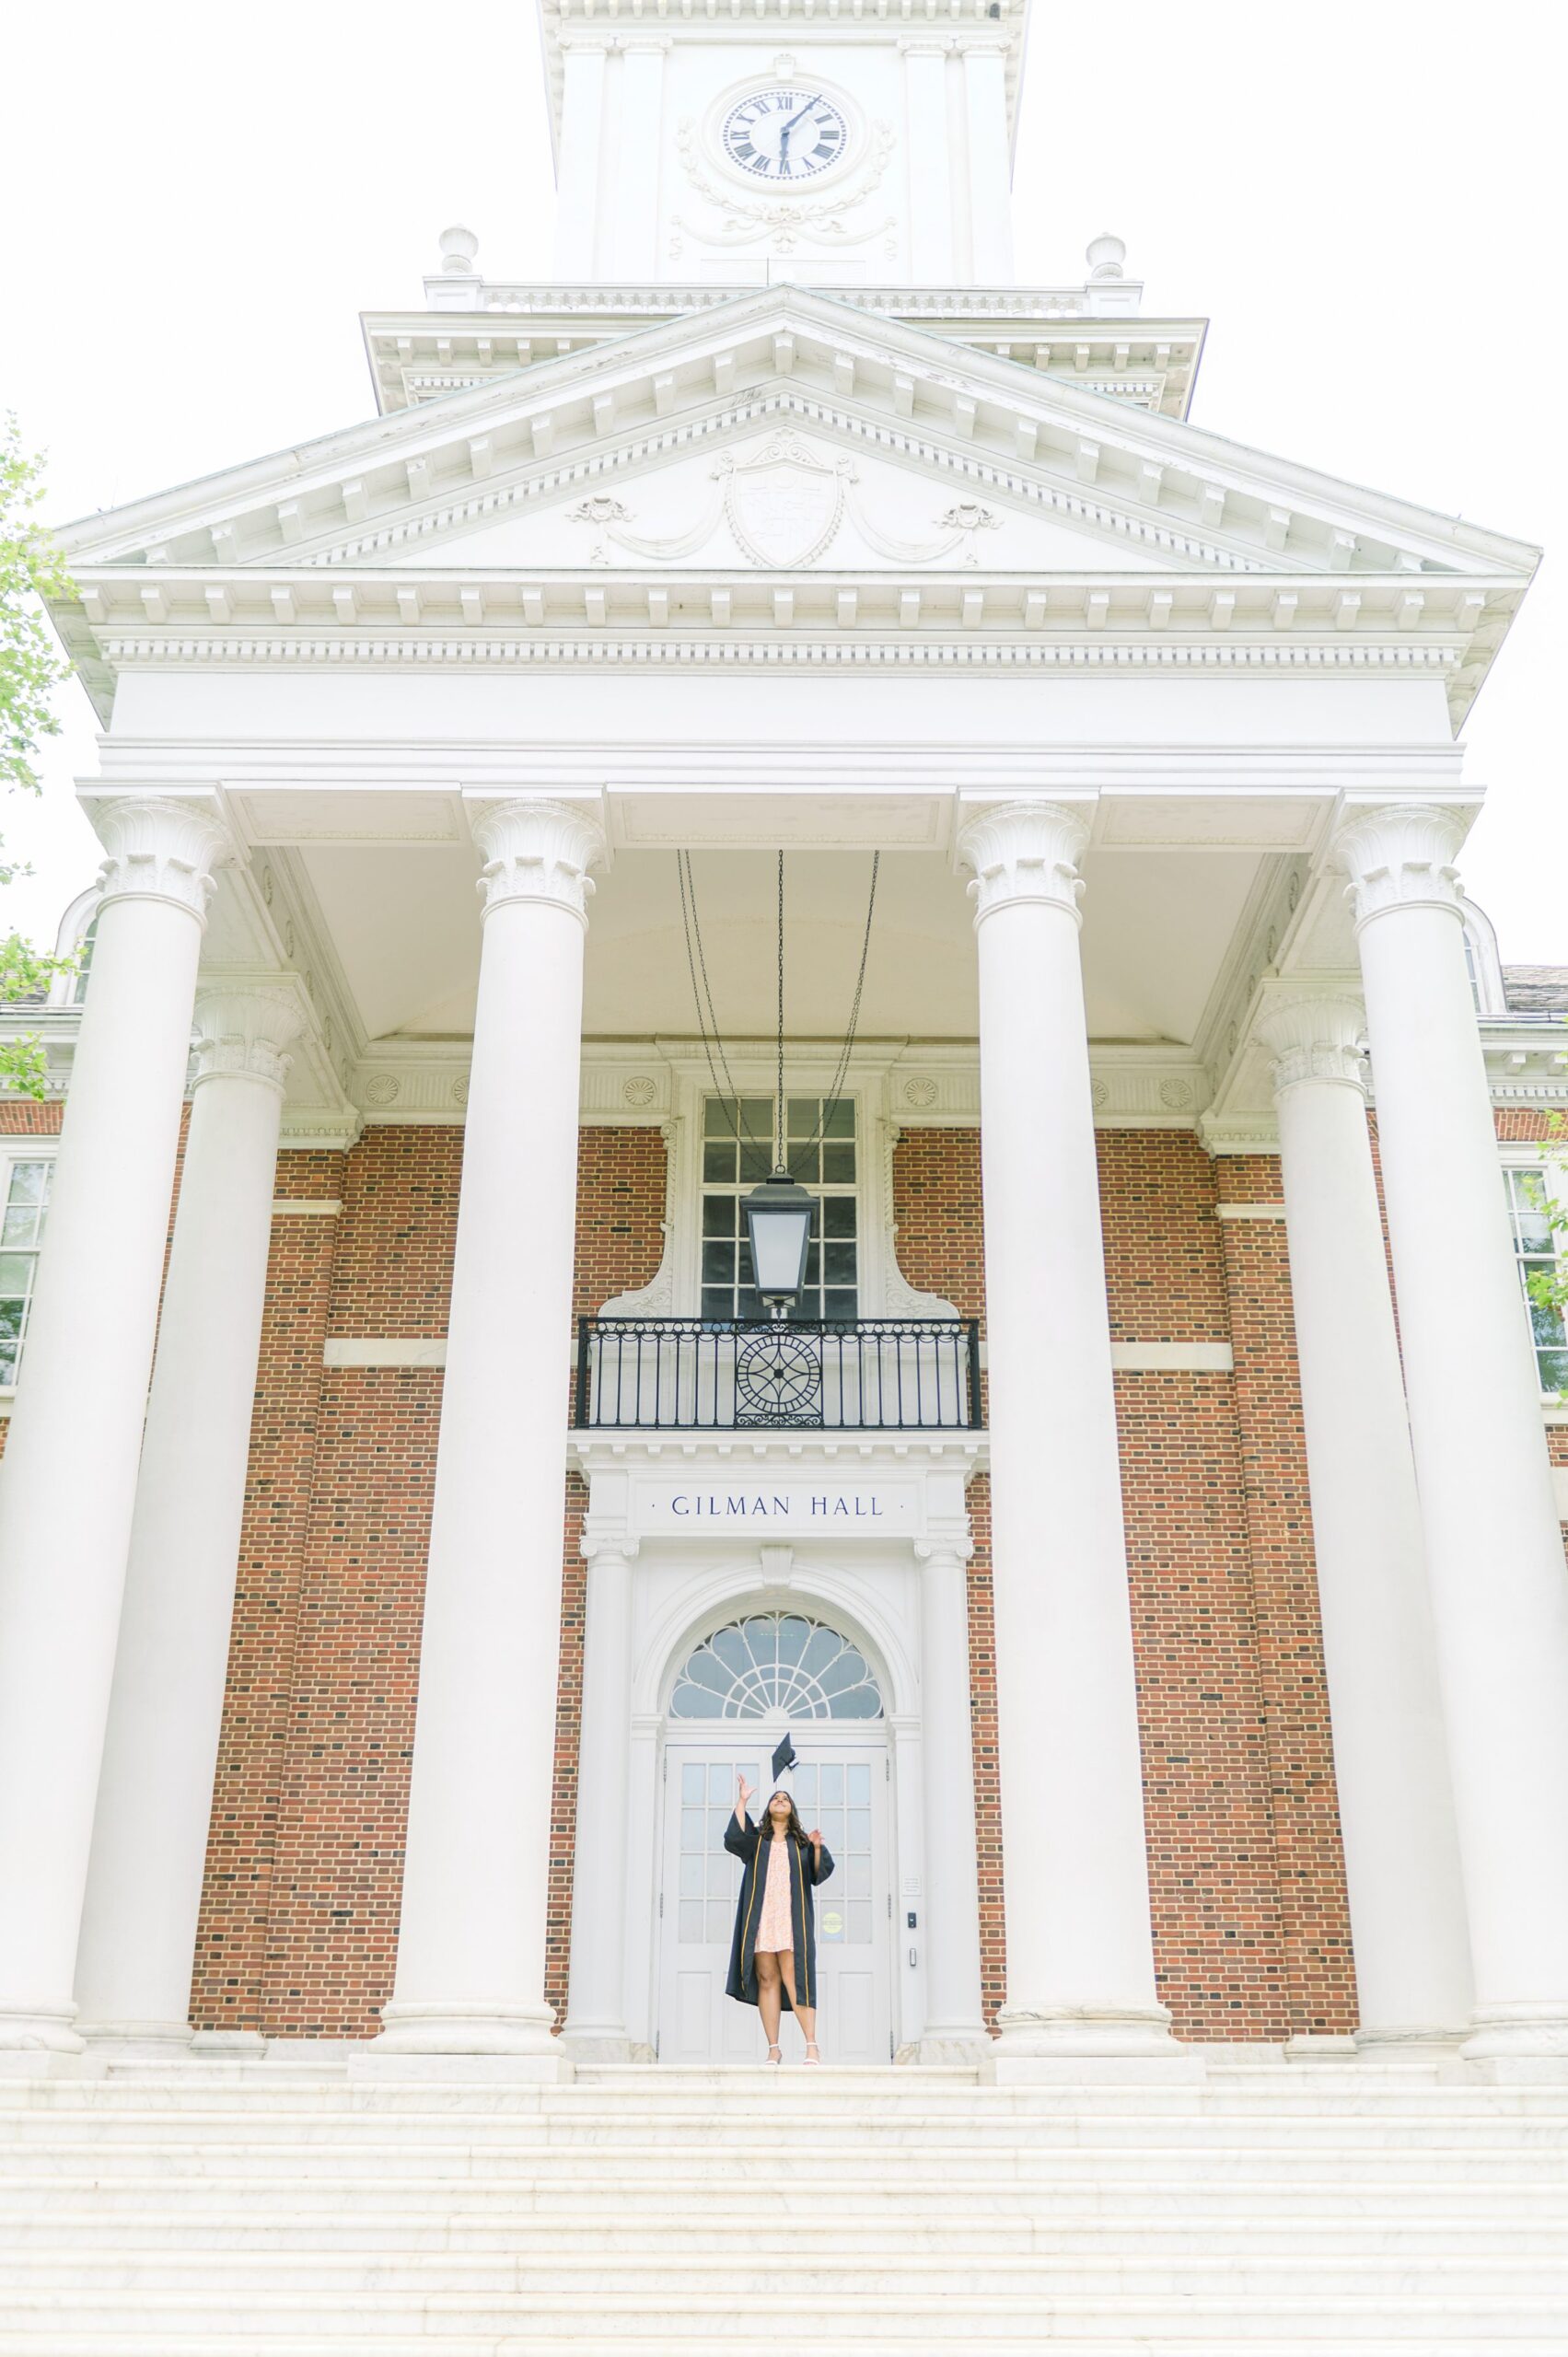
703, 1196, 738, 1238
822, 1197, 857, 1239
682, 1763, 705, 1804
703, 1141, 738, 1184
702, 1241, 736, 1283
823, 1097, 855, 1139
821, 1142, 855, 1185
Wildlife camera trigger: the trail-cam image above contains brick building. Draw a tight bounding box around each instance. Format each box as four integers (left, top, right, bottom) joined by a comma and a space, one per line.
4, 0, 1568, 2092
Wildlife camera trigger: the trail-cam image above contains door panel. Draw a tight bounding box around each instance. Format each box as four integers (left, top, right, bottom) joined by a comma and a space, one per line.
657, 1737, 890, 2062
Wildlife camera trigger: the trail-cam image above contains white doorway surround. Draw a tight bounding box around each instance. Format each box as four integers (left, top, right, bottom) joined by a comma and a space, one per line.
563, 1434, 989, 2065
659, 1722, 891, 2063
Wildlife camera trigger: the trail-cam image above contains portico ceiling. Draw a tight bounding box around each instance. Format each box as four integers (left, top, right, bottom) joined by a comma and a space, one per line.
294, 839, 1263, 1050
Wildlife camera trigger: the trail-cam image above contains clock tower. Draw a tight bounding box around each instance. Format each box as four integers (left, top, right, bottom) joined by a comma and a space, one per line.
542, 0, 1028, 286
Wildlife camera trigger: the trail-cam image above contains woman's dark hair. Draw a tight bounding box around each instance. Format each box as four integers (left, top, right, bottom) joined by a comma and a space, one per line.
761, 1792, 807, 1844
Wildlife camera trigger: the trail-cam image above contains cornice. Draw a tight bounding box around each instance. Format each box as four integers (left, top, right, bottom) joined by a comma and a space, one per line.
53, 285, 1537, 596
366, 300, 1202, 422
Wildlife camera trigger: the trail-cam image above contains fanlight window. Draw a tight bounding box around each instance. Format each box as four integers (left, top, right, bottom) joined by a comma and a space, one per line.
669, 1612, 883, 1721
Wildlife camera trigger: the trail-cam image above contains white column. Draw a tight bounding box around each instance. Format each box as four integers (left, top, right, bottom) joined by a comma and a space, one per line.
563, 1535, 638, 2057
614, 42, 668, 281
913, 1538, 988, 2059
958, 800, 1175, 2067
0, 795, 229, 2054
900, 41, 957, 284
376, 798, 605, 2065
1340, 804, 1568, 2065
1256, 989, 1473, 2049
553, 41, 610, 278
960, 42, 1015, 284
73, 983, 304, 2049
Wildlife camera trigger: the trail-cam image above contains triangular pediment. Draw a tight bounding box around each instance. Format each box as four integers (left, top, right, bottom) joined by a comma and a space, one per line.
54, 284, 1539, 588
389, 413, 1181, 576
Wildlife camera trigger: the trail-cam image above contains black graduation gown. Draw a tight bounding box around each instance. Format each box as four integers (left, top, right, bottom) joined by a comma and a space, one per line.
724, 1813, 836, 2012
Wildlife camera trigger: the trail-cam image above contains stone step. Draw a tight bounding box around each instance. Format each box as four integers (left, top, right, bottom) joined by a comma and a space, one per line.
2, 2340, 1544, 2357
8, 2106, 1563, 2148
7, 2167, 1562, 2215
6, 2139, 1561, 2186
7, 2243, 1568, 2293
4, 2210, 1563, 2254
3, 2283, 1564, 2340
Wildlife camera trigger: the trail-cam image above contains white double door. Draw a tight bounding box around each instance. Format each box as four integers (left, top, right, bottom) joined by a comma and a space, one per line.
657, 1729, 892, 2062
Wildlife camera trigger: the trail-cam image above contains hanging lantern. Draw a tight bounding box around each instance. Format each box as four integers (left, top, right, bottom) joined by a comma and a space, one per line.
743, 1167, 816, 1317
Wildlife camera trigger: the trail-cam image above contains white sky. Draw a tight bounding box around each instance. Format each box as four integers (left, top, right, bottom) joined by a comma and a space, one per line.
4, 0, 1562, 959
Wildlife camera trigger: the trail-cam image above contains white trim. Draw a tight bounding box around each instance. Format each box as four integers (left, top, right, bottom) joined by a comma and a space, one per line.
272, 1198, 343, 1216
1109, 1341, 1234, 1372
322, 1338, 447, 1368
1214, 1203, 1288, 1221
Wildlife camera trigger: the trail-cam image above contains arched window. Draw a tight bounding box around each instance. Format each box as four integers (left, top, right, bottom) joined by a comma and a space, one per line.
71, 915, 99, 1005
669, 1610, 883, 1721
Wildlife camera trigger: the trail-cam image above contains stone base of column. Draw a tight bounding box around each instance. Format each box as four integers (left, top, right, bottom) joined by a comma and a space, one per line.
76, 2018, 198, 2060
365, 2002, 573, 2081
0, 2006, 85, 2063
558, 2030, 654, 2064
1461, 2003, 1568, 2080
991, 2003, 1201, 2083
1353, 2021, 1468, 2065
898, 2030, 994, 2068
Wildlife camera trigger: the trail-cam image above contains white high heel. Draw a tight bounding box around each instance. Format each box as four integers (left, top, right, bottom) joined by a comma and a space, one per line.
766, 2043, 783, 2065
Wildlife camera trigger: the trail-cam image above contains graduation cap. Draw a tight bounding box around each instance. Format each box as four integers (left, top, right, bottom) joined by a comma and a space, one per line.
759, 1733, 798, 1817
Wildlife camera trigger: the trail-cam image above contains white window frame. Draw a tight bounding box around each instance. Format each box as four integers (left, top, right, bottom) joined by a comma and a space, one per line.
597, 1052, 959, 1322
0, 1140, 60, 1399
1499, 1144, 1568, 1401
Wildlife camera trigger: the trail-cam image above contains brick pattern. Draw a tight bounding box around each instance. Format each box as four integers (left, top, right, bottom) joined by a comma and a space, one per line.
893, 1127, 1345, 2041
192, 1155, 344, 2031
188, 1121, 664, 2038
1213, 1156, 1355, 2036
22, 1086, 1567, 2045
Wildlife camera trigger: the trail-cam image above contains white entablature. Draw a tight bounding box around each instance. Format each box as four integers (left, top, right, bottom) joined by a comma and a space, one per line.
50, 286, 1533, 731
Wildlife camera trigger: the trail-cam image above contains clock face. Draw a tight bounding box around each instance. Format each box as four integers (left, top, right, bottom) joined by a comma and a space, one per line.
721, 87, 849, 182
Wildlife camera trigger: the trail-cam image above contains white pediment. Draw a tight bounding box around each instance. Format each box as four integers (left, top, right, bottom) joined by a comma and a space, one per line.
390, 423, 1177, 575
54, 285, 1540, 591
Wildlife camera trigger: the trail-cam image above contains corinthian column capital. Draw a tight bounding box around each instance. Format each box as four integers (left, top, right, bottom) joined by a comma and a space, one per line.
956, 799, 1093, 929
192, 983, 305, 1095
1336, 803, 1469, 933
470, 798, 609, 926
1255, 991, 1368, 1100
93, 796, 232, 925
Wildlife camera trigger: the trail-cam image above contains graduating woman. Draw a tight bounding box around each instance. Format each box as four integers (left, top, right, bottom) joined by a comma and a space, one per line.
725, 1736, 835, 2065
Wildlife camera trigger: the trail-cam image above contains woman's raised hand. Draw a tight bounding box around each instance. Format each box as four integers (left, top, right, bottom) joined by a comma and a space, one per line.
807, 1828, 823, 1849
737, 1771, 755, 1813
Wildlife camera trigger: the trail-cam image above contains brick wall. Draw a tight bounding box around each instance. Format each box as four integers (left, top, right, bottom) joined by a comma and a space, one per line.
189, 1120, 664, 2037
10, 1083, 1565, 2045
891, 1125, 1349, 2041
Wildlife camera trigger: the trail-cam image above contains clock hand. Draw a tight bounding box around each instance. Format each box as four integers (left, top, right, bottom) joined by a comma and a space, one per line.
781, 92, 826, 135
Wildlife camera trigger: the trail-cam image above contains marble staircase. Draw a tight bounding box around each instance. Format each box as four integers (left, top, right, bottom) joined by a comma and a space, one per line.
1, 2058, 1565, 2351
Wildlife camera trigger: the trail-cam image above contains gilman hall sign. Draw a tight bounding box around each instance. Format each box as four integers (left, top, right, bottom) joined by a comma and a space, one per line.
640, 1480, 922, 1534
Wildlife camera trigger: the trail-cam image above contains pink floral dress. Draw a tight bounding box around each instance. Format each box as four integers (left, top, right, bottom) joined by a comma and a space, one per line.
755, 1834, 795, 1954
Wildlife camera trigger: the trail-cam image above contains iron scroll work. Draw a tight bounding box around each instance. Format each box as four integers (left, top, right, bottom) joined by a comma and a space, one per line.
574, 1316, 982, 1432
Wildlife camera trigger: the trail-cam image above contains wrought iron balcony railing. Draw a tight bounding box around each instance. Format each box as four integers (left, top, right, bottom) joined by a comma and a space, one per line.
574, 1315, 982, 1433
